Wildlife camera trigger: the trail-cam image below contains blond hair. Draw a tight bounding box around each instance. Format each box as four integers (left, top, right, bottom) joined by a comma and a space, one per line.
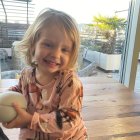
16, 8, 80, 70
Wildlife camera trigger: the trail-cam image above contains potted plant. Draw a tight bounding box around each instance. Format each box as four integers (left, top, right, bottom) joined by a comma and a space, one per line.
83, 15, 127, 71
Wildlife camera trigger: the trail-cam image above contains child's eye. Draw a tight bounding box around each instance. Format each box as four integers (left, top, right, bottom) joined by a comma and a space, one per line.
62, 48, 71, 53
43, 43, 51, 48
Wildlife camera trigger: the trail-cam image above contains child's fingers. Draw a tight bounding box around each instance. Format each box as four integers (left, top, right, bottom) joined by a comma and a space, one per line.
2, 121, 15, 129
12, 102, 23, 115
12, 102, 19, 107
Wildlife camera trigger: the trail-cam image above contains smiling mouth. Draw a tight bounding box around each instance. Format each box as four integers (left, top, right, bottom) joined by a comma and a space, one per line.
43, 59, 60, 66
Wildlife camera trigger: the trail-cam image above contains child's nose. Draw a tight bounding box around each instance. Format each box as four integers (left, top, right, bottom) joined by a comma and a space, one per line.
51, 47, 61, 57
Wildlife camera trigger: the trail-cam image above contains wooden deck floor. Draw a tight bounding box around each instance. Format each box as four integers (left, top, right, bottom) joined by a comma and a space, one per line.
0, 76, 140, 140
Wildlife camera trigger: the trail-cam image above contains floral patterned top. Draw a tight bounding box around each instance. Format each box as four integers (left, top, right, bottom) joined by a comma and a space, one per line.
10, 67, 87, 140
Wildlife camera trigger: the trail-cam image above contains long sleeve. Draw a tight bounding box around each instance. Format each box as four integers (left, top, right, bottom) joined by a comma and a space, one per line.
9, 67, 34, 94
9, 74, 22, 93
30, 72, 84, 137
8, 68, 86, 139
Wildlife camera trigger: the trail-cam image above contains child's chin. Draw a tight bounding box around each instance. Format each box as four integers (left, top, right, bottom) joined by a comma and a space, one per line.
46, 68, 59, 74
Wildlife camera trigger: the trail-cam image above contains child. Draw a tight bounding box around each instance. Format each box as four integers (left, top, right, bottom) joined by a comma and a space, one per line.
3, 8, 87, 140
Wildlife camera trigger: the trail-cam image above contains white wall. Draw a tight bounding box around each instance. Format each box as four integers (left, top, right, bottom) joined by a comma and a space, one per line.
83, 49, 121, 71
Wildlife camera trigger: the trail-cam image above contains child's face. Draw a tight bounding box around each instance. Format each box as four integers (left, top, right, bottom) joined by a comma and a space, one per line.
33, 24, 73, 75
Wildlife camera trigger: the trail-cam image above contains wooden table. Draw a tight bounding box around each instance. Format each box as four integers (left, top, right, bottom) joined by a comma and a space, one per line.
80, 77, 140, 140
1, 78, 140, 140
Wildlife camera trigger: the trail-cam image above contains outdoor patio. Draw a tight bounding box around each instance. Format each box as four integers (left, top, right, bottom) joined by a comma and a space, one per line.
0, 58, 140, 94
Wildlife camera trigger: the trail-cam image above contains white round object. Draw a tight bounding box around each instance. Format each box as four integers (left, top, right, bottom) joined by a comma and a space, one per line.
0, 91, 27, 123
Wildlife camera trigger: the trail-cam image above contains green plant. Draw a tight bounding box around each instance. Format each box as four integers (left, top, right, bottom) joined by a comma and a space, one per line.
91, 15, 126, 54
87, 45, 101, 51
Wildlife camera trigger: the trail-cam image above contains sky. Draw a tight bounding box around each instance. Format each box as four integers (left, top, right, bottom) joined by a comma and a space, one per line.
33, 0, 130, 24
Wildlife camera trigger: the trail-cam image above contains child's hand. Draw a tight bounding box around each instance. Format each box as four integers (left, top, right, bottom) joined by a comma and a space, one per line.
2, 103, 32, 129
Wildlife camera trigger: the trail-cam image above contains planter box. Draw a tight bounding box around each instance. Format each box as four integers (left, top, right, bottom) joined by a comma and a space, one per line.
83, 50, 121, 71
99, 52, 121, 71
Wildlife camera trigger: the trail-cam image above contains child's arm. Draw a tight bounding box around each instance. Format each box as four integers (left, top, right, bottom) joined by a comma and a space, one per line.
8, 67, 29, 93
30, 76, 84, 134
8, 69, 24, 93
3, 77, 83, 132
9, 77, 22, 93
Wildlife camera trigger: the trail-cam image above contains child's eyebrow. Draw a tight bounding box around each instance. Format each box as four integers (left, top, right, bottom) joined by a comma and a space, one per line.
41, 38, 54, 44
42, 38, 52, 42
63, 45, 73, 49
41, 37, 73, 49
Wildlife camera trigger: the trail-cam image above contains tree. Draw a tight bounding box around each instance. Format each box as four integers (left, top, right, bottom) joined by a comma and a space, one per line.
92, 15, 126, 54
